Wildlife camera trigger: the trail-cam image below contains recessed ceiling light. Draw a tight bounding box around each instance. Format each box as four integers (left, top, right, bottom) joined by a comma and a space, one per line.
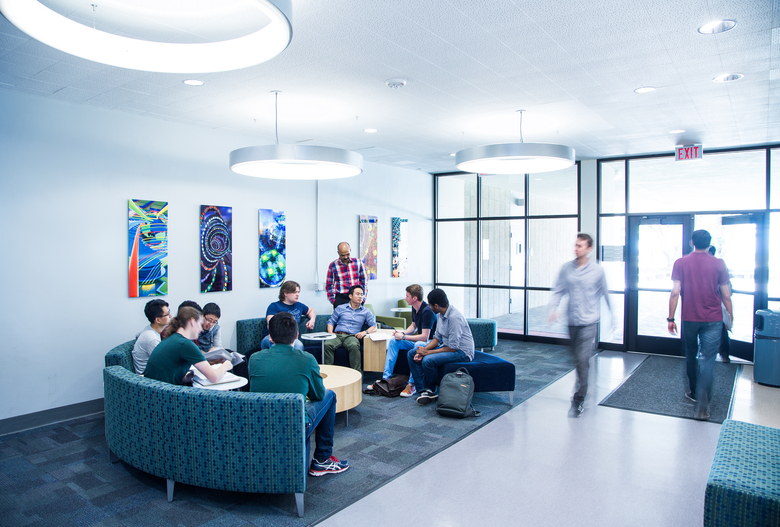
634, 86, 656, 94
183, 79, 204, 86
364, 128, 377, 133
712, 73, 744, 83
449, 153, 456, 156
698, 20, 737, 34
669, 129, 686, 134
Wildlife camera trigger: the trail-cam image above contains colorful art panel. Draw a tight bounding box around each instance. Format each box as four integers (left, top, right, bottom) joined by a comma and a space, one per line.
392, 217, 408, 278
200, 205, 232, 293
359, 215, 378, 280
259, 209, 286, 288
128, 199, 168, 297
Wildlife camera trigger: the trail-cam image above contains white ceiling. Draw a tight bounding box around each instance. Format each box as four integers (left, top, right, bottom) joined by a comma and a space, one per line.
1, 0, 778, 174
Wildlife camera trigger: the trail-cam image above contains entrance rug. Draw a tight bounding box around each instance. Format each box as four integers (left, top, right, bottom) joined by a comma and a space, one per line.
0, 340, 580, 527
599, 354, 740, 424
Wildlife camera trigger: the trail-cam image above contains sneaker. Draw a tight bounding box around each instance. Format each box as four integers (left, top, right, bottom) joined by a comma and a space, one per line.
685, 391, 696, 403
400, 384, 416, 398
309, 455, 350, 477
365, 380, 383, 391
694, 409, 711, 421
569, 399, 584, 418
416, 390, 438, 405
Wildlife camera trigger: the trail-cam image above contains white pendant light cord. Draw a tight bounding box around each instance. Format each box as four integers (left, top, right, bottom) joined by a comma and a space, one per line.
517, 109, 524, 144
272, 90, 280, 146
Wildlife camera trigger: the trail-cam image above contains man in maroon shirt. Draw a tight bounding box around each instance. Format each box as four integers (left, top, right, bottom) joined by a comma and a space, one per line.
668, 229, 732, 420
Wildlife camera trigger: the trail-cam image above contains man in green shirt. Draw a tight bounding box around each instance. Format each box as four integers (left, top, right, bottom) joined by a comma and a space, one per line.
249, 312, 350, 477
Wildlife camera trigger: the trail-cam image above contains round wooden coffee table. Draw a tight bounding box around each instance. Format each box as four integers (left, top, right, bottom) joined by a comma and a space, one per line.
319, 365, 362, 426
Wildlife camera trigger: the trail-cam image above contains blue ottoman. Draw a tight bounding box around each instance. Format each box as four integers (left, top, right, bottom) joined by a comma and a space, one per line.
704, 419, 780, 527
437, 351, 516, 404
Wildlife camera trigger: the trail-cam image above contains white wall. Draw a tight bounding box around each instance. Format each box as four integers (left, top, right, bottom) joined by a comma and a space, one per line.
0, 90, 433, 421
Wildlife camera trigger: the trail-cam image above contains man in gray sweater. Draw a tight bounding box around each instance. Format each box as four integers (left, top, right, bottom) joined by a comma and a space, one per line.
548, 233, 611, 418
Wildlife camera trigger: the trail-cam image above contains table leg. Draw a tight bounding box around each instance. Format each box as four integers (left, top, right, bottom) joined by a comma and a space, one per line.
345, 409, 348, 427
320, 340, 324, 364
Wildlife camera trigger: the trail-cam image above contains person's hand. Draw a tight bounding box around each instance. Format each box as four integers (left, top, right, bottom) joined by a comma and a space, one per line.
306, 319, 315, 330
225, 361, 233, 371
668, 320, 678, 335
356, 331, 366, 339
413, 352, 423, 363
393, 331, 403, 340
548, 311, 559, 324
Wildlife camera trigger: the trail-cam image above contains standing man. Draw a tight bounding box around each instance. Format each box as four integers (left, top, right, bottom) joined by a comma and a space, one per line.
371, 284, 435, 397
326, 242, 367, 308
407, 288, 474, 405
249, 312, 350, 477
132, 299, 172, 374
324, 285, 376, 371
668, 229, 732, 420
261, 280, 316, 351
548, 233, 611, 418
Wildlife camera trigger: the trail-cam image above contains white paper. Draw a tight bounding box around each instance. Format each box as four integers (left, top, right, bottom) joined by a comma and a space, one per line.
368, 332, 393, 342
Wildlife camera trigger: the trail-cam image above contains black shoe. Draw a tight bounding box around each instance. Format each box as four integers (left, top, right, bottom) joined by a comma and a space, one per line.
416, 390, 438, 405
721, 355, 731, 363
694, 409, 711, 421
685, 391, 696, 403
569, 399, 584, 418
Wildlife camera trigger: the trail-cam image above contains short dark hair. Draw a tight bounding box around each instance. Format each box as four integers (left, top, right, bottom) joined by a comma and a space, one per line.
348, 284, 364, 297
178, 300, 202, 312
691, 230, 712, 250
406, 284, 423, 302
708, 245, 716, 256
144, 299, 169, 323
427, 288, 449, 308
279, 280, 300, 302
202, 302, 220, 318
268, 312, 298, 345
577, 233, 593, 248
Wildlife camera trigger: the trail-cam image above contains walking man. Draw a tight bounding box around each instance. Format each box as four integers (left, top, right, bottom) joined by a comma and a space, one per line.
548, 233, 611, 418
668, 229, 732, 420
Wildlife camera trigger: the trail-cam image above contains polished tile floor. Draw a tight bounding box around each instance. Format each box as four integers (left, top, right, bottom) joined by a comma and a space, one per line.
320, 351, 780, 527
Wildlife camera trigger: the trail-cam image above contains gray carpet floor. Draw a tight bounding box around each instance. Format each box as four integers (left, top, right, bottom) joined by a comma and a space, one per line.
598, 354, 740, 423
0, 340, 579, 527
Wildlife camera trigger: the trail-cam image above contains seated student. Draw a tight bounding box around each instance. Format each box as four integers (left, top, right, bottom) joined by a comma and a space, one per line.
197, 302, 223, 352
261, 281, 316, 351
367, 284, 435, 397
249, 312, 350, 477
324, 285, 376, 371
131, 299, 172, 374
161, 300, 202, 341
144, 306, 232, 385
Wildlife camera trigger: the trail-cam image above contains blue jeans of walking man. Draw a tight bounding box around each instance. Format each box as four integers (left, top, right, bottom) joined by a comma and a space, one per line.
406, 347, 470, 393
305, 389, 337, 462
682, 321, 721, 415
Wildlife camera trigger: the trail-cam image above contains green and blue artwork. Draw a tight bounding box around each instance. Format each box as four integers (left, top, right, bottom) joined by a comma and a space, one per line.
259, 208, 286, 288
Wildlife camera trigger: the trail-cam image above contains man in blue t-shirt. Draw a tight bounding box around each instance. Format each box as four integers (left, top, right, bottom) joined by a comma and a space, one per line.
368, 284, 435, 398
261, 280, 317, 351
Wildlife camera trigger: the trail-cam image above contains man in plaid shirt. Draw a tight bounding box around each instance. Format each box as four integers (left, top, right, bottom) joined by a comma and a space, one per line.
326, 242, 367, 308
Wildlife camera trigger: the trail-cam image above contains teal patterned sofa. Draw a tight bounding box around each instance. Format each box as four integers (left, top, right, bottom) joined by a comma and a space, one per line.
704, 419, 780, 527
103, 346, 308, 517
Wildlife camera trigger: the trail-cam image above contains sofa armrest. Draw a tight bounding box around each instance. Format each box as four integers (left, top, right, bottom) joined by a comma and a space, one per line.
376, 315, 406, 330
236, 318, 266, 356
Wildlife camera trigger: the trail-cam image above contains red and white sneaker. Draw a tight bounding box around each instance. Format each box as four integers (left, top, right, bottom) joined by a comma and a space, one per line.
309, 455, 350, 476
400, 384, 416, 398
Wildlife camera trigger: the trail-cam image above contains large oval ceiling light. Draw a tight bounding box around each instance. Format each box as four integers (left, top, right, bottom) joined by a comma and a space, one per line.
0, 0, 293, 73
229, 91, 363, 180
455, 111, 575, 174
698, 20, 737, 34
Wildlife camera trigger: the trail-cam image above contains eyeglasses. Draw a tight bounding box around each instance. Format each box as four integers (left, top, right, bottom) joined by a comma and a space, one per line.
160, 310, 171, 318
204, 317, 219, 325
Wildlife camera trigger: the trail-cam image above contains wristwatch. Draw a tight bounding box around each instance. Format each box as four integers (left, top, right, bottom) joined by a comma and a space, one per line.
402, 334, 406, 340
667, 317, 675, 322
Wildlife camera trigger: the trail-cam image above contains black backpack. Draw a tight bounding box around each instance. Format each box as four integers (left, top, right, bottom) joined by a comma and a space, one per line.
436, 368, 480, 418
364, 375, 409, 397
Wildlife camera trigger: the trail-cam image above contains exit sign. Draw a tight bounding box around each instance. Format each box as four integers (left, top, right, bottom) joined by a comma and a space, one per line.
676, 144, 703, 161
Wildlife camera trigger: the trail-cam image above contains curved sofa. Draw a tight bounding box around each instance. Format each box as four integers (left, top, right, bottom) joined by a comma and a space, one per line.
103, 341, 307, 517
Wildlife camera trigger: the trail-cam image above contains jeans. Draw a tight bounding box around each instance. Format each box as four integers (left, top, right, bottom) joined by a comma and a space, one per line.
406, 346, 470, 393
384, 339, 423, 383
261, 335, 304, 351
305, 389, 337, 462
569, 324, 598, 402
681, 321, 721, 410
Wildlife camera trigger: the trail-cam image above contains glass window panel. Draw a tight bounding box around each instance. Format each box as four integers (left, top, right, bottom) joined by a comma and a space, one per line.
527, 218, 579, 288
480, 288, 523, 333
527, 289, 568, 337
629, 150, 766, 213
772, 148, 779, 209
600, 160, 625, 214
528, 165, 578, 216
637, 224, 682, 289
481, 219, 525, 287
437, 286, 477, 318
695, 214, 756, 293
638, 290, 680, 339
437, 174, 477, 219
768, 301, 780, 312
770, 213, 780, 298
480, 174, 525, 217
600, 293, 624, 344
731, 293, 755, 343
436, 221, 477, 284
600, 216, 626, 291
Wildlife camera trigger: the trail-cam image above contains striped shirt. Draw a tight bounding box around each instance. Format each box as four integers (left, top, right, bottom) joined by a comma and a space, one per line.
326, 257, 367, 303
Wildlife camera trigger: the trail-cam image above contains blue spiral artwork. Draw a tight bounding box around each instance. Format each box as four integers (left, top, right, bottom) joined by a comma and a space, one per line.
259, 208, 286, 288
200, 205, 232, 293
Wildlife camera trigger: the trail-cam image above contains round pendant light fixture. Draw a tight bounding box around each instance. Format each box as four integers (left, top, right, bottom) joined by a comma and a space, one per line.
455, 111, 575, 174
0, 0, 293, 73
229, 91, 363, 180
